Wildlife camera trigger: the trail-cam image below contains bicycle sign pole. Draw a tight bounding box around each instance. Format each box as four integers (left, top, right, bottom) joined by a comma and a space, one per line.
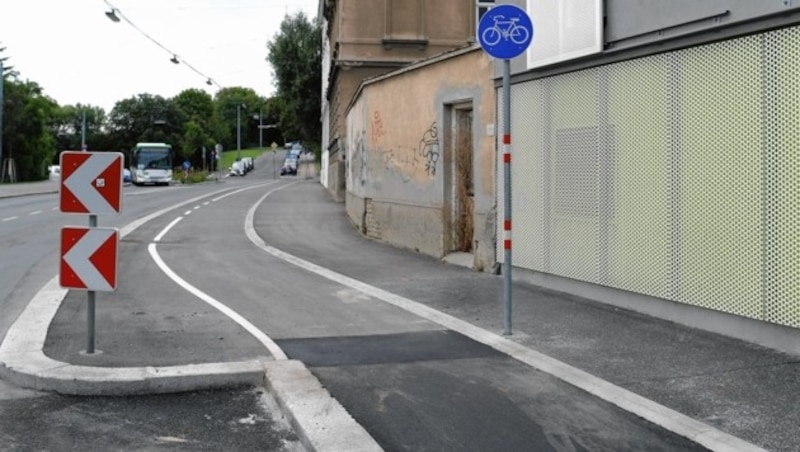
477, 4, 533, 336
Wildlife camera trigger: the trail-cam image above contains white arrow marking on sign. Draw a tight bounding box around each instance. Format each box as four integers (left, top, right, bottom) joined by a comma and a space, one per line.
64, 153, 118, 214
63, 228, 115, 291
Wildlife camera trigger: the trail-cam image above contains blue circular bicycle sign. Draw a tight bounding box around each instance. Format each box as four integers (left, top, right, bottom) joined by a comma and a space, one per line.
478, 4, 533, 59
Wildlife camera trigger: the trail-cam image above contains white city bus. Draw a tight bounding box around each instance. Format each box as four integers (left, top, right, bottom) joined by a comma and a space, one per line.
129, 142, 173, 186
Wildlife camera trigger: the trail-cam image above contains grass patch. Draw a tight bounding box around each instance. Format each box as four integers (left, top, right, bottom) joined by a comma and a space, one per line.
219, 148, 266, 171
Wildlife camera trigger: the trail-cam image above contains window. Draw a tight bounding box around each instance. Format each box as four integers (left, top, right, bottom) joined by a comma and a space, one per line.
477, 0, 495, 24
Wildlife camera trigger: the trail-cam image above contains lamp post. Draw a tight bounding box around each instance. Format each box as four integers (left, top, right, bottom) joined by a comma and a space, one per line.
81, 109, 86, 150
253, 109, 263, 150
236, 104, 242, 160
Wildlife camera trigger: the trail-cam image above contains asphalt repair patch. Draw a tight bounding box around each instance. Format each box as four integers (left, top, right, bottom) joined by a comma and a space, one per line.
275, 330, 500, 367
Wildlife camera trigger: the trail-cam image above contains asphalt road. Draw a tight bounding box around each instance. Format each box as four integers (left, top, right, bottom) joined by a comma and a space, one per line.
0, 156, 724, 451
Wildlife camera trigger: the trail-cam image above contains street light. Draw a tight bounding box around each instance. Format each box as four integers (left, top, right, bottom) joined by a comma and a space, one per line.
104, 0, 121, 22
105, 9, 120, 22
253, 110, 264, 150
237, 104, 244, 160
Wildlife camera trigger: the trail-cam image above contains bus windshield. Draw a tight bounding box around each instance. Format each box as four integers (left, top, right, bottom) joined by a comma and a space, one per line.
136, 148, 171, 170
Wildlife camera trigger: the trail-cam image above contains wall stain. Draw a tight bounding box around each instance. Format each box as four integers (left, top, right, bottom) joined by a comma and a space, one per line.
357, 130, 367, 186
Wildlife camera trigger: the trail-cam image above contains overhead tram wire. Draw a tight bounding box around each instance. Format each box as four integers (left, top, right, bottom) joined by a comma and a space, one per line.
103, 0, 222, 89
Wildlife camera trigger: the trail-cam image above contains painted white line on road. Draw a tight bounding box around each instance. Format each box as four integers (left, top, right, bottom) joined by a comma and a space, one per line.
211, 183, 267, 202
193, 205, 201, 210
244, 188, 765, 452
154, 217, 183, 242
29, 211, 42, 216
147, 243, 287, 360
0, 181, 284, 394
203, 201, 210, 206
184, 210, 193, 216
2, 216, 17, 222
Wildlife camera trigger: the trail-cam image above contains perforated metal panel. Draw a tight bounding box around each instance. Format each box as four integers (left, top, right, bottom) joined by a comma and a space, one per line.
502, 24, 800, 329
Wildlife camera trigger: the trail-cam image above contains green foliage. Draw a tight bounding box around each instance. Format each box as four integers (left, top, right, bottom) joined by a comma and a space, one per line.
181, 119, 208, 159
213, 87, 266, 151
175, 168, 212, 184
106, 93, 185, 154
2, 78, 58, 181
266, 11, 322, 145
52, 104, 106, 154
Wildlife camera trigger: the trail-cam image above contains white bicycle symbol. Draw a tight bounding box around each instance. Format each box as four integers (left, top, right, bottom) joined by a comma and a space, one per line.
481, 15, 530, 46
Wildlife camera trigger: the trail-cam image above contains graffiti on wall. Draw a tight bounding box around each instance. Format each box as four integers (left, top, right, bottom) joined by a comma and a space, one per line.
360, 118, 441, 185
371, 111, 387, 148
381, 145, 421, 184
418, 122, 439, 176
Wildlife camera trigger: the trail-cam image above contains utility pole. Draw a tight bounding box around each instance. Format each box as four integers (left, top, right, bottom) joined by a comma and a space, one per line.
258, 108, 263, 150
236, 104, 242, 160
81, 109, 87, 150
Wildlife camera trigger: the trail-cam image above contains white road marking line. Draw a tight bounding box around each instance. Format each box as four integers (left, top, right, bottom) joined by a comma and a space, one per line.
154, 217, 183, 243
184, 210, 192, 216
211, 183, 267, 202
147, 243, 287, 360
2, 217, 17, 222
243, 185, 765, 452
193, 205, 201, 210
29, 211, 42, 216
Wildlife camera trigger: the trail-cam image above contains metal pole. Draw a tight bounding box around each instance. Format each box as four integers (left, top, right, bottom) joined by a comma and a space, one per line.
259, 109, 263, 150
502, 59, 513, 336
236, 104, 241, 160
0, 60, 4, 183
86, 214, 97, 354
81, 109, 86, 149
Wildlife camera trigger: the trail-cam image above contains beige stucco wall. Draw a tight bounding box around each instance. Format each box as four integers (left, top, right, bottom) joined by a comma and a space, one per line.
345, 47, 497, 270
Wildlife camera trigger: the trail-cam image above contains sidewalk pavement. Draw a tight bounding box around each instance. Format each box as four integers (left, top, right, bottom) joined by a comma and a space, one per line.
0, 179, 798, 451
0, 179, 60, 198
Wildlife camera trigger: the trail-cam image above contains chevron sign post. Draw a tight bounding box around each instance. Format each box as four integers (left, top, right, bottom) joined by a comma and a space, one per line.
60, 151, 123, 214
58, 151, 124, 355
60, 226, 118, 291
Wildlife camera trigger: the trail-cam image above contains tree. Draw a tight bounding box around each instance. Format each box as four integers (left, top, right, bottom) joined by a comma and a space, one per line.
173, 88, 214, 129
106, 94, 184, 154
0, 42, 16, 77
2, 78, 57, 180
52, 104, 106, 152
266, 11, 322, 146
213, 87, 263, 150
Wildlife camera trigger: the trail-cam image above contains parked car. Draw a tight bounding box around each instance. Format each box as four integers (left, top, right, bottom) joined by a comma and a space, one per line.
48, 165, 61, 181
229, 159, 246, 177
242, 157, 254, 172
280, 157, 298, 176
123, 168, 132, 183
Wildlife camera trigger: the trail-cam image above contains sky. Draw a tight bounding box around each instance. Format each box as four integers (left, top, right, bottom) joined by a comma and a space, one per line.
0, 0, 320, 113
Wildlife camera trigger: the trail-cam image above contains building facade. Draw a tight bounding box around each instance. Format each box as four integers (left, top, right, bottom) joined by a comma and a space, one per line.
344, 46, 497, 270
500, 0, 800, 353
319, 0, 481, 201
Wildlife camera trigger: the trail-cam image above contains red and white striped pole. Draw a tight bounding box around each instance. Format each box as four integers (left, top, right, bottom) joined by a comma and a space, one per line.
502, 59, 513, 336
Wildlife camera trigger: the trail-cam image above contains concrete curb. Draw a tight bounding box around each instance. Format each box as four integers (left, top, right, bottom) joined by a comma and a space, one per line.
265, 361, 383, 452
0, 353, 268, 396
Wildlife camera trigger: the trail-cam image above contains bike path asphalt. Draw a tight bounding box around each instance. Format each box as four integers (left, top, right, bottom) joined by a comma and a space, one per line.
0, 178, 798, 451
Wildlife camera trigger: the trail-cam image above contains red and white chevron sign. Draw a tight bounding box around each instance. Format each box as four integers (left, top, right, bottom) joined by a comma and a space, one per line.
60, 151, 123, 215
60, 226, 119, 291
